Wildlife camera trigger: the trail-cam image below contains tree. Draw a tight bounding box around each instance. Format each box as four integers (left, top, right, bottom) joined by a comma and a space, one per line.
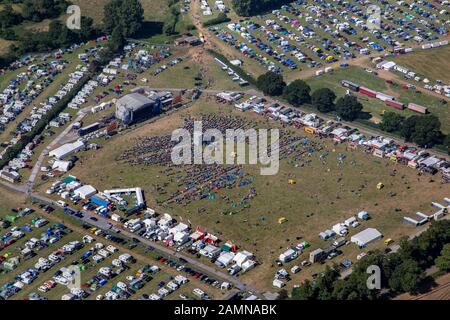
388, 259, 425, 294
291, 280, 316, 300
283, 80, 311, 106
435, 244, 450, 272
0, 4, 22, 29
22, 0, 68, 22
315, 266, 340, 300
231, 0, 257, 16
256, 72, 286, 96
335, 96, 363, 121
104, 0, 144, 37
401, 115, 443, 147
381, 112, 403, 133
110, 26, 126, 52
311, 88, 336, 113
411, 115, 443, 147
443, 135, 450, 155
98, 46, 115, 65
77, 16, 97, 41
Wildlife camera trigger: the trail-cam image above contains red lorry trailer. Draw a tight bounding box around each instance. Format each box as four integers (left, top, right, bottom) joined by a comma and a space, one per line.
408, 103, 428, 114
358, 86, 377, 98
385, 99, 405, 110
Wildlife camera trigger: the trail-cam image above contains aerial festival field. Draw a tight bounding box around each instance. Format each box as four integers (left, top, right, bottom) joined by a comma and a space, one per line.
47, 96, 449, 290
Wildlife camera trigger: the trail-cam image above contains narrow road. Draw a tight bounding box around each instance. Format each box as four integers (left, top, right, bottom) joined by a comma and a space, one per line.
0, 183, 261, 295
22, 204, 240, 299
377, 69, 450, 102
27, 106, 91, 192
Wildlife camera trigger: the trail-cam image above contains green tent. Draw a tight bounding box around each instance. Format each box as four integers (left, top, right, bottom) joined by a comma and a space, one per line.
4, 215, 17, 223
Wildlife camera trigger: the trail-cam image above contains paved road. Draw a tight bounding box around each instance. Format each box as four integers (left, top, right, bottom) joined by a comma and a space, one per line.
27, 107, 91, 191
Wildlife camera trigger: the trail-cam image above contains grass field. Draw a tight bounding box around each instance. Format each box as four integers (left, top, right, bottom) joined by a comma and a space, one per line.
144, 52, 244, 91
72, 0, 192, 44
307, 66, 450, 134
391, 46, 450, 84
0, 39, 13, 57
36, 96, 449, 291
71, 0, 170, 25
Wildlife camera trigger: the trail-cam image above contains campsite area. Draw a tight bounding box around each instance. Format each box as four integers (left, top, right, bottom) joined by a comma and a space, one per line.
0, 186, 223, 300
35, 96, 449, 291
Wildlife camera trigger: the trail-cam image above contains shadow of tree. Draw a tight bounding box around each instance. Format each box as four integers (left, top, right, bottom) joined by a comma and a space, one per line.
133, 21, 164, 39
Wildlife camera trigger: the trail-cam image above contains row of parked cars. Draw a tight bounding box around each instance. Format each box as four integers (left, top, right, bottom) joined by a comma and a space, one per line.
214, 0, 447, 75
0, 228, 77, 300
156, 255, 225, 297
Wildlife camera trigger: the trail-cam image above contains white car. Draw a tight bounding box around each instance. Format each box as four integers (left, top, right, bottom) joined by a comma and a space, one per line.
56, 200, 67, 208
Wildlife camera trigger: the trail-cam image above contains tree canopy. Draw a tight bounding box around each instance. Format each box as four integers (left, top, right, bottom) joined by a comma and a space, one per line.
0, 4, 23, 29
435, 244, 450, 272
21, 0, 69, 22
283, 80, 311, 107
104, 0, 144, 37
335, 95, 363, 121
401, 115, 443, 147
443, 135, 450, 155
311, 88, 336, 113
381, 112, 403, 133
256, 72, 286, 96
388, 259, 425, 294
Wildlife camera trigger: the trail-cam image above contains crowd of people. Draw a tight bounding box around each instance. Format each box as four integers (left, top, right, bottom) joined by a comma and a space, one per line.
117, 114, 350, 213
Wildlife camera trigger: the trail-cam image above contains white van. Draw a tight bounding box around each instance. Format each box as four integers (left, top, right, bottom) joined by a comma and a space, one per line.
57, 200, 67, 208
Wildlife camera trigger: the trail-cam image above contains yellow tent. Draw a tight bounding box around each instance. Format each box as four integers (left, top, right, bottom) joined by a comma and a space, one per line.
377, 182, 384, 190
278, 217, 287, 224
288, 179, 296, 185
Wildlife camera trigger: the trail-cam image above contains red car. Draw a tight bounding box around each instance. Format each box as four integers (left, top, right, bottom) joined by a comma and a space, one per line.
194, 272, 202, 279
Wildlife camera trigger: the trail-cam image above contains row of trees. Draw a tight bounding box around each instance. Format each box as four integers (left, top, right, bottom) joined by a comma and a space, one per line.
256, 72, 363, 121
256, 71, 448, 151
0, 0, 68, 43
0, 0, 144, 68
8, 17, 98, 57
381, 112, 447, 149
291, 220, 450, 300
0, 0, 69, 24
